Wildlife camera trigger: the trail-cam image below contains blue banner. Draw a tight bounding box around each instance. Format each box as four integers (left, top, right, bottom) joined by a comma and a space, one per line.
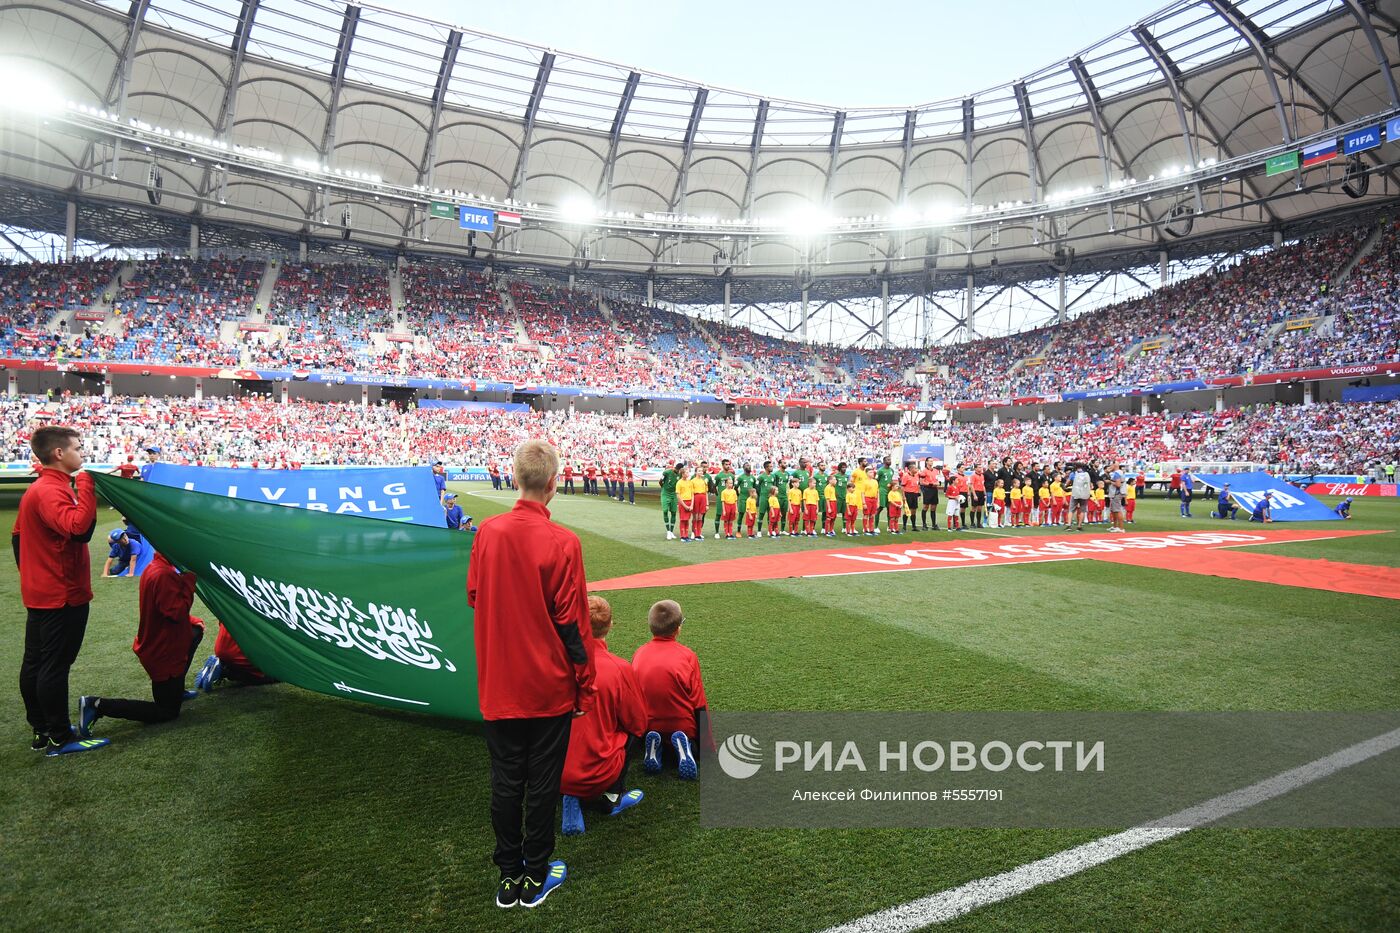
142, 465, 446, 526
899, 443, 947, 464
1195, 471, 1339, 522
459, 207, 496, 232
1389, 117, 1400, 144
1342, 383, 1400, 403
1143, 380, 1209, 394
1343, 124, 1382, 155
417, 399, 531, 412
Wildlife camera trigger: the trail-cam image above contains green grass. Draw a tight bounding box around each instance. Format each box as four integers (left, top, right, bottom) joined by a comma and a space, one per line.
1, 487, 1397, 931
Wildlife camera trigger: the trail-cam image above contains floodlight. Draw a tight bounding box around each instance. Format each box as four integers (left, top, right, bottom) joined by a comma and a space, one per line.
559, 196, 596, 224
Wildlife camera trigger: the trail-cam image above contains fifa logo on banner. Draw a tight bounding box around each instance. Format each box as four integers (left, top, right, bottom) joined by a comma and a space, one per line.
1232, 488, 1305, 511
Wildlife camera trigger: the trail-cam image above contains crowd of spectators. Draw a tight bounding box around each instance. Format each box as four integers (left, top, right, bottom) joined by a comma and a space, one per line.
2, 392, 1392, 476
1, 218, 1396, 401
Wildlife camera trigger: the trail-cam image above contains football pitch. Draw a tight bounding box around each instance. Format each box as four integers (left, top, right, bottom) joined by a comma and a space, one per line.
2, 486, 1397, 932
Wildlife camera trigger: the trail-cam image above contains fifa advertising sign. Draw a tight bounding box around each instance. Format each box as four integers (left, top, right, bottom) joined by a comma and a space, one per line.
458, 206, 497, 232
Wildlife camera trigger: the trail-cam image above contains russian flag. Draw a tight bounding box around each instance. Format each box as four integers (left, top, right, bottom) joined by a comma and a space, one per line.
1302, 138, 1337, 168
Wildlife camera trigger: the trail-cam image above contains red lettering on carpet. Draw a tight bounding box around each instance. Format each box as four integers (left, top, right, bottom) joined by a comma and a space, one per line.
1086, 547, 1400, 600
588, 529, 1387, 592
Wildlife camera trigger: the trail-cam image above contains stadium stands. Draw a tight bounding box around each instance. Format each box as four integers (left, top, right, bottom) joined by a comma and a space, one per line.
1, 218, 1396, 401
3, 394, 1393, 475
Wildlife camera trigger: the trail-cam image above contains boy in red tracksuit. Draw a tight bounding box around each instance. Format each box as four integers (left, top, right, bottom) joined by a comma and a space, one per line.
15, 425, 107, 756
560, 596, 646, 835
79, 553, 205, 733
633, 599, 708, 780
196, 622, 279, 690
468, 440, 595, 908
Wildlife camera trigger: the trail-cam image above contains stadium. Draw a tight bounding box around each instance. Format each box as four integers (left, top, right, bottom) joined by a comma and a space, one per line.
1, 0, 1398, 928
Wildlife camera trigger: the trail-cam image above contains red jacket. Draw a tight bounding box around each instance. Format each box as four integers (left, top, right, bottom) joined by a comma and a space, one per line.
632, 633, 708, 738
467, 498, 596, 720
561, 639, 647, 798
132, 553, 203, 682
214, 622, 266, 678
13, 468, 97, 609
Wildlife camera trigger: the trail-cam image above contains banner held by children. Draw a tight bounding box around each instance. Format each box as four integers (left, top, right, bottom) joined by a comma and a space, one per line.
93, 473, 481, 719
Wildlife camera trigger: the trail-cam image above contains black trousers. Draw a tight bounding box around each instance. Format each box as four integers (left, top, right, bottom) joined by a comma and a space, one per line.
482, 713, 573, 880
20, 603, 90, 738
97, 626, 203, 724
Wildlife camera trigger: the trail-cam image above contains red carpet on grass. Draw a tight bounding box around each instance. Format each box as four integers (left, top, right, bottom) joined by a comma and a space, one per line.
1088, 548, 1400, 600
588, 529, 1386, 592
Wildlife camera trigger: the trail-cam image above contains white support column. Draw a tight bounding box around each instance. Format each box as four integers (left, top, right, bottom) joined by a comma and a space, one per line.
298, 240, 308, 262
1057, 272, 1067, 323
357, 384, 365, 408
815, 411, 823, 426
880, 278, 891, 346
1159, 250, 1169, 286
65, 201, 77, 260
723, 280, 731, 319
282, 383, 291, 405
1141, 396, 1150, 416
195, 378, 203, 402
800, 288, 809, 342
103, 373, 112, 399
568, 272, 575, 290
1303, 382, 1314, 407
1273, 230, 1283, 247
1215, 389, 1224, 413
1077, 400, 1085, 421
646, 278, 654, 305
965, 270, 975, 336
683, 403, 691, 419
1037, 405, 1045, 422
991, 411, 999, 427
733, 406, 740, 423
7, 371, 16, 397
189, 222, 200, 259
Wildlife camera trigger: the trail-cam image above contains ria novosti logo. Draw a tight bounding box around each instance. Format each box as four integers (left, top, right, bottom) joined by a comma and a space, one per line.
717, 733, 764, 779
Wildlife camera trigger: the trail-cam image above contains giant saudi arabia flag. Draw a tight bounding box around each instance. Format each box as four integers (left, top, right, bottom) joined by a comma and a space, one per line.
93, 473, 480, 719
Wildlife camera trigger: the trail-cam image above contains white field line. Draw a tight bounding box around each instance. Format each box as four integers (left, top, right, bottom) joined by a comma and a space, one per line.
819, 726, 1400, 933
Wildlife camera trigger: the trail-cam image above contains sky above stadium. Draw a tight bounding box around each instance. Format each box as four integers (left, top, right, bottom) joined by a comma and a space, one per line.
398, 0, 1170, 106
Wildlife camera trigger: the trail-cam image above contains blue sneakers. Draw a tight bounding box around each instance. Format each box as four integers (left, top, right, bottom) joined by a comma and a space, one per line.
609, 788, 644, 816
195, 656, 223, 693
672, 731, 698, 780
182, 690, 200, 702
78, 695, 100, 738
46, 731, 111, 757
643, 730, 662, 774
561, 795, 585, 836
519, 861, 566, 908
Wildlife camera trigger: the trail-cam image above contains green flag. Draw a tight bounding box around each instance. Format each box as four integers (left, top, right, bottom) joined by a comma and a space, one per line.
428, 200, 455, 219
93, 473, 480, 719
1265, 151, 1299, 176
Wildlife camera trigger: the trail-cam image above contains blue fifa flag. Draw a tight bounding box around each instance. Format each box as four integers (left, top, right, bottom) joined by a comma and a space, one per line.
1388, 116, 1400, 145
142, 465, 447, 526
459, 207, 497, 232
899, 443, 946, 464
1342, 125, 1381, 156
1194, 471, 1340, 522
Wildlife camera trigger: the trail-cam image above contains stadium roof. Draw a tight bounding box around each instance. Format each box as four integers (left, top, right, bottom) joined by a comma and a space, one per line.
0, 0, 1398, 304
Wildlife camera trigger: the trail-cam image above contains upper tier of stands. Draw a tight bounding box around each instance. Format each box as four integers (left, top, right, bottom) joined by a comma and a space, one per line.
2, 217, 1396, 401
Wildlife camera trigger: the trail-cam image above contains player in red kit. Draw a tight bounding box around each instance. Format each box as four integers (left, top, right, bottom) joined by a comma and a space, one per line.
560, 596, 646, 836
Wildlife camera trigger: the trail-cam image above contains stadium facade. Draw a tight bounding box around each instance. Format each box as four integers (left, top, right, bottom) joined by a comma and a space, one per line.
0, 0, 1398, 347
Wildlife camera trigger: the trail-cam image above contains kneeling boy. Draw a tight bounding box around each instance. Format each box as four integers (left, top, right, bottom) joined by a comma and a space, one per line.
632, 599, 708, 779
